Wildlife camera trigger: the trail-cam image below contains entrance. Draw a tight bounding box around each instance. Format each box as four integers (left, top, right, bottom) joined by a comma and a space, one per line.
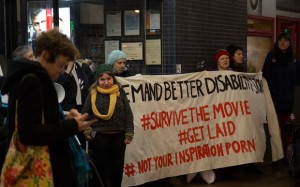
277, 16, 300, 57
247, 15, 274, 72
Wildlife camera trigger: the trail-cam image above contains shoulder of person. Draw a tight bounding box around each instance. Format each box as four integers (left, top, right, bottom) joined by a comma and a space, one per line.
267, 51, 274, 58
19, 74, 43, 91
79, 62, 92, 73
119, 85, 129, 99
17, 74, 43, 98
21, 73, 39, 82
119, 84, 126, 93
264, 51, 275, 63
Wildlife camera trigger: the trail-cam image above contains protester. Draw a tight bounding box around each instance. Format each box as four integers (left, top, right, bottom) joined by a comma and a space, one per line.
106, 49, 132, 77
225, 44, 263, 175
226, 44, 245, 72
196, 49, 232, 183
186, 50, 231, 184
1, 29, 96, 186
82, 63, 134, 187
56, 58, 94, 112
262, 32, 300, 163
213, 49, 230, 71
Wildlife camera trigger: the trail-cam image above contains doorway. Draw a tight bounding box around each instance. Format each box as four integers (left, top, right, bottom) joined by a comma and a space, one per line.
247, 15, 274, 72
247, 35, 272, 72
277, 16, 300, 57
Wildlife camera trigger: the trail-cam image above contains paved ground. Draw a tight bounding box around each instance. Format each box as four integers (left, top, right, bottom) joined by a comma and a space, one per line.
137, 162, 300, 187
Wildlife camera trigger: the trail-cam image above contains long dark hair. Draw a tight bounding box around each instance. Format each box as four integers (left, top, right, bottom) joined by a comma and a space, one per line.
273, 33, 294, 55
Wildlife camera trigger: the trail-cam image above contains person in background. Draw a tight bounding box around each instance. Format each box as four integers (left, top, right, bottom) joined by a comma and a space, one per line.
55, 58, 94, 149
0, 44, 34, 89
1, 29, 96, 186
209, 49, 237, 181
213, 49, 231, 71
186, 50, 231, 185
82, 64, 134, 187
262, 32, 300, 164
196, 49, 232, 183
226, 44, 263, 175
106, 50, 132, 77
11, 45, 34, 60
56, 58, 94, 112
226, 44, 245, 72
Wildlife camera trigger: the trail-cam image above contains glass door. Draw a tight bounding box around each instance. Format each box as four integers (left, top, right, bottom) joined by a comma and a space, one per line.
247, 15, 274, 72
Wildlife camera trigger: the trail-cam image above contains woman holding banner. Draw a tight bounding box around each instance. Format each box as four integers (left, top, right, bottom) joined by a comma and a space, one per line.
226, 45, 263, 175
213, 49, 231, 71
226, 44, 246, 72
187, 49, 231, 184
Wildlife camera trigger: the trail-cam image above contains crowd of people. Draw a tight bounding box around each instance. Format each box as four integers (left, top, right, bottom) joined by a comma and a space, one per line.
0, 28, 299, 187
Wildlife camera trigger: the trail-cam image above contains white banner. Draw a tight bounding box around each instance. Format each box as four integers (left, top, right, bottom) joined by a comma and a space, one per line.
118, 71, 282, 186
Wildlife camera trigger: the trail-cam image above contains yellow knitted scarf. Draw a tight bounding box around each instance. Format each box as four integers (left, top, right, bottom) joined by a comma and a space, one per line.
91, 84, 120, 120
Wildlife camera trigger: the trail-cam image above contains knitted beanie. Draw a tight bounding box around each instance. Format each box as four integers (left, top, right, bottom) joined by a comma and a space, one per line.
106, 50, 126, 66
94, 64, 113, 79
214, 49, 230, 64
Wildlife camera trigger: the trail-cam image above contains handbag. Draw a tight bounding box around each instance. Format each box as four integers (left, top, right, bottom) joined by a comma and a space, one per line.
0, 102, 54, 187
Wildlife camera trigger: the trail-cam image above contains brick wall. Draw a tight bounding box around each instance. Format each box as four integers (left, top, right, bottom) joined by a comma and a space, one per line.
163, 0, 247, 74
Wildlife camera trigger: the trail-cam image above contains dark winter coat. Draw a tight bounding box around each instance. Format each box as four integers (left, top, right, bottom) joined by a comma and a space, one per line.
1, 57, 79, 187
262, 51, 300, 112
230, 63, 246, 72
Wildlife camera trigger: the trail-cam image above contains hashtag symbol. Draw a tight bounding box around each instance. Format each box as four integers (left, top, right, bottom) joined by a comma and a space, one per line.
140, 114, 151, 130
124, 163, 135, 177
178, 130, 188, 145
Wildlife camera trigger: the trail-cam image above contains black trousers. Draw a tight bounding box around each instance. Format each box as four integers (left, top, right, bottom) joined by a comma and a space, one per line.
91, 132, 126, 187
